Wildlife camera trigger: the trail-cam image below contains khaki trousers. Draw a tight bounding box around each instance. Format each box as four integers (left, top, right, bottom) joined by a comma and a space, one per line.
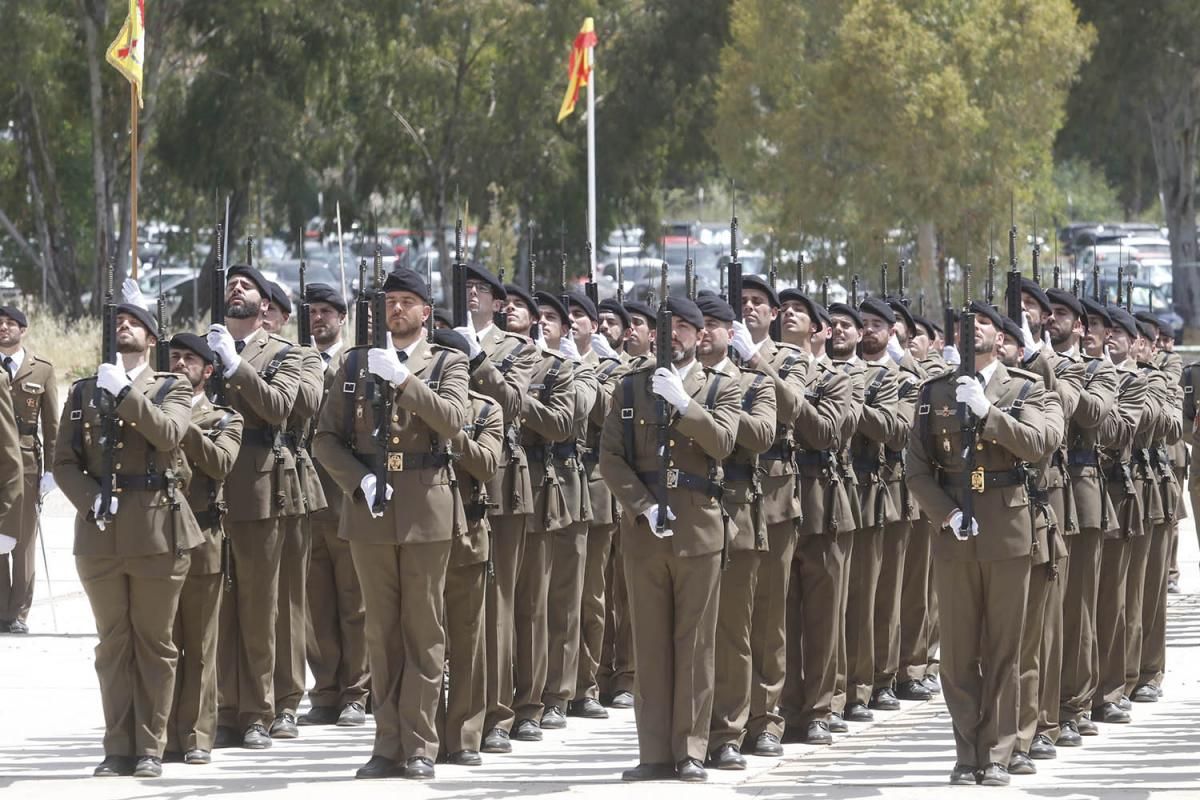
780, 534, 845, 728
710, 548, 762, 748
1017, 560, 1053, 753
598, 523, 634, 697
168, 572, 222, 753
0, 468, 39, 623
899, 518, 934, 680
78, 551, 189, 757
274, 513, 311, 715
832, 531, 855, 715
1138, 522, 1171, 689
1036, 555, 1067, 742
305, 514, 369, 710
746, 521, 797, 738
352, 538, 450, 762
441, 560, 487, 753
625, 533, 721, 764
1060, 529, 1103, 719
935, 555, 1029, 769
846, 527, 883, 706
576, 523, 617, 701
484, 514, 527, 733
873, 520, 910, 688
1095, 537, 1132, 707
514, 528, 552, 723
543, 521, 589, 709
218, 519, 284, 731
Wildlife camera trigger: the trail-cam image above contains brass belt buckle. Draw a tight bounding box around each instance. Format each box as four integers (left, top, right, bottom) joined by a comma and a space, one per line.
387, 452, 404, 472
665, 468, 679, 489
970, 467, 986, 493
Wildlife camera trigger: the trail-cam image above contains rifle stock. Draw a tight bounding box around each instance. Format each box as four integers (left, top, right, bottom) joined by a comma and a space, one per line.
155, 260, 169, 371
208, 223, 227, 404
452, 219, 468, 328
655, 261, 672, 537
355, 259, 370, 346
298, 252, 312, 346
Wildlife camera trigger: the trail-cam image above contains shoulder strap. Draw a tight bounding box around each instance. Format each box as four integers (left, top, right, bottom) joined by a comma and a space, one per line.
541, 356, 565, 402
600, 358, 623, 380
916, 381, 934, 452
865, 366, 887, 404
151, 376, 178, 406
473, 400, 495, 440
621, 374, 636, 462
497, 342, 526, 375
70, 381, 86, 454
778, 355, 801, 380
704, 372, 724, 410
262, 343, 294, 382
427, 350, 450, 389
342, 349, 361, 445
1006, 379, 1035, 422
742, 372, 767, 412
1183, 364, 1196, 422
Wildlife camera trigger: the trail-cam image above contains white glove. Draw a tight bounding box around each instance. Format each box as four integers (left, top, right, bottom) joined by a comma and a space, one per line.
886, 333, 906, 364
91, 494, 119, 530
731, 321, 756, 362
1021, 313, 1041, 354
96, 362, 131, 396
0, 534, 15, 555
942, 345, 961, 367
39, 473, 56, 497
947, 509, 980, 541
1043, 330, 1052, 348
558, 335, 582, 363
453, 325, 483, 360
641, 503, 676, 538
652, 367, 691, 414
121, 277, 150, 310
359, 474, 394, 518
590, 333, 619, 360
207, 324, 241, 377
367, 347, 411, 385
955, 375, 990, 418
1103, 345, 1112, 363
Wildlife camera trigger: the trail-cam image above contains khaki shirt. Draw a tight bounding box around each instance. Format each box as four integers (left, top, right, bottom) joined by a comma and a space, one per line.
181, 396, 244, 573
0, 371, 22, 533
7, 349, 58, 477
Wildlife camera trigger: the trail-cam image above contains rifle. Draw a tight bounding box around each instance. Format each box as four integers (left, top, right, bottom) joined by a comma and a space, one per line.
246, 236, 254, 267
1005, 228, 1022, 325
685, 236, 696, 300
1031, 218, 1041, 285
528, 226, 539, 340
452, 218, 468, 328
585, 240, 598, 305
494, 260, 508, 331
208, 222, 227, 404
898, 259, 909, 305
943, 274, 956, 349
821, 276, 829, 307
879, 261, 888, 298
1116, 264, 1125, 306
958, 264, 977, 534
767, 258, 780, 340
1125, 277, 1133, 313
95, 253, 119, 528
426, 252, 436, 342
616, 247, 624, 304
298, 247, 312, 347
728, 213, 742, 321
155, 259, 170, 371
1091, 245, 1101, 302
370, 251, 392, 516
654, 261, 673, 537
560, 244, 571, 327
355, 259, 370, 346
797, 254, 805, 293
985, 253, 997, 305
850, 274, 860, 307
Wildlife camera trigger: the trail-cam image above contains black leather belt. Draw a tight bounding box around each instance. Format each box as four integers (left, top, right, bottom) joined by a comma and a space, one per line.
113, 473, 170, 491
852, 457, 883, 475
524, 442, 579, 462
938, 468, 1025, 492
193, 509, 222, 529
760, 443, 793, 462
637, 470, 723, 499
1066, 450, 1099, 467
380, 451, 452, 472
1105, 462, 1133, 482
243, 427, 283, 447
794, 451, 832, 467
722, 463, 756, 482
17, 421, 37, 436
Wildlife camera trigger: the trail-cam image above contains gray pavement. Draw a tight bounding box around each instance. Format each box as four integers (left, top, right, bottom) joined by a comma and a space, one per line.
3, 490, 1200, 798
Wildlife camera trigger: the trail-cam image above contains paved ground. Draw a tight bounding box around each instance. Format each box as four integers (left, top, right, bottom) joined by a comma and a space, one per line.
3, 490, 1200, 799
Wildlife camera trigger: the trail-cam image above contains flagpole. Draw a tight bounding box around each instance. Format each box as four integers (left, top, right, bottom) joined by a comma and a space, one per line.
586, 42, 597, 280
130, 83, 139, 280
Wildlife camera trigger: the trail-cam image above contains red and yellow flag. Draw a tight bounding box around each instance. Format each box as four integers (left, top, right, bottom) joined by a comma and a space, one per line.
556, 17, 597, 124
106, 0, 145, 108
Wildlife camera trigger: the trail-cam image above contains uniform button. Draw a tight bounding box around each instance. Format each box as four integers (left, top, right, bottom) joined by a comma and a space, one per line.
116, 443, 124, 449
392, 415, 399, 422
392, 436, 400, 444
115, 463, 122, 470
670, 439, 676, 446
976, 443, 984, 451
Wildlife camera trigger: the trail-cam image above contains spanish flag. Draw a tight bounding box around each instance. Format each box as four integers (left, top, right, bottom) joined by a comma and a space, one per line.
106, 0, 145, 108
556, 17, 597, 124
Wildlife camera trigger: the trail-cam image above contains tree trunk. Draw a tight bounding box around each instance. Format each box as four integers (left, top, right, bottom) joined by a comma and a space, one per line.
917, 220, 937, 298
79, 0, 112, 303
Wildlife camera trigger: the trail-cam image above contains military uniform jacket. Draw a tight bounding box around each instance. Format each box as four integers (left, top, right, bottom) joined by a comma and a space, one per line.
584, 350, 625, 526
883, 355, 923, 522
7, 349, 58, 479
313, 337, 469, 545
0, 372, 22, 533
1133, 363, 1179, 525
1180, 360, 1200, 489
599, 360, 741, 558
1060, 350, 1120, 532
794, 359, 855, 536
750, 338, 809, 526
1100, 360, 1147, 537
221, 327, 304, 523
284, 346, 329, 517
832, 359, 867, 530
843, 359, 903, 529
450, 391, 503, 567
313, 346, 347, 525
472, 325, 538, 518
180, 396, 244, 574
54, 367, 205, 558
906, 361, 1049, 562
518, 347, 577, 533
560, 355, 599, 525
719, 361, 776, 552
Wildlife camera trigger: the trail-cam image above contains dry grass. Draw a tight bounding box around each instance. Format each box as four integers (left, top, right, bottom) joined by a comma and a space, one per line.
21, 302, 105, 383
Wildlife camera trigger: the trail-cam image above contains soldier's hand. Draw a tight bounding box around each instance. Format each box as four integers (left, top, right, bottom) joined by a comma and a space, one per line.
39, 473, 57, 497
359, 473, 394, 518
954, 375, 990, 418
558, 335, 582, 363
731, 321, 756, 363
96, 362, 132, 396
886, 333, 906, 364
1021, 312, 1042, 354
642, 503, 676, 538
590, 333, 619, 360
121, 277, 151, 310
207, 325, 241, 377
452, 326, 483, 359
90, 494, 119, 530
942, 345, 961, 367
0, 533, 15, 555
946, 509, 979, 541
367, 347, 411, 385
652, 367, 691, 414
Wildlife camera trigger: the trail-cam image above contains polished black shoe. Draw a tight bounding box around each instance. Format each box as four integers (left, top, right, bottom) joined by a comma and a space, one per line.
93, 755, 135, 777
1167, 579, 1180, 594
133, 756, 162, 778
895, 678, 933, 701
214, 726, 240, 749
269, 712, 298, 739
622, 762, 674, 781
355, 755, 399, 779
801, 720, 833, 745
183, 749, 211, 765
337, 702, 367, 726
869, 687, 901, 711
1057, 720, 1083, 747
481, 727, 512, 753
676, 757, 707, 782
512, 719, 543, 741
979, 763, 1010, 786
299, 705, 340, 725
567, 698, 609, 719
8, 619, 28, 634
921, 674, 942, 694
827, 713, 849, 733
446, 749, 482, 766
1092, 702, 1131, 724
1131, 684, 1159, 703
949, 763, 978, 786
844, 702, 874, 722
746, 731, 783, 757
1117, 694, 1132, 711
1077, 715, 1099, 735
609, 690, 635, 708
707, 743, 746, 770
541, 705, 567, 729
1029, 734, 1057, 760
403, 756, 435, 780
1008, 752, 1036, 775
242, 723, 273, 749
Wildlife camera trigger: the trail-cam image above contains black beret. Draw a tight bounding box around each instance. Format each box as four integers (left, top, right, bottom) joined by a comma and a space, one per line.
0, 306, 27, 328
827, 302, 863, 329
533, 291, 570, 326
1133, 311, 1162, 333
433, 327, 472, 357
116, 303, 159, 339
740, 275, 780, 307
887, 298, 917, 337
169, 332, 215, 364
504, 283, 538, 315
779, 289, 823, 331
268, 282, 292, 315
464, 264, 507, 300
967, 300, 1004, 331
381, 268, 430, 304
666, 296, 705, 331
816, 304, 832, 329
565, 290, 598, 322
1046, 288, 1085, 322
1081, 298, 1112, 328
306, 282, 347, 313
1136, 322, 1157, 341
858, 296, 895, 326
696, 294, 735, 322
623, 300, 655, 321
1106, 305, 1139, 339
433, 308, 454, 328
999, 316, 1023, 347
912, 315, 937, 340
1020, 278, 1052, 315
597, 298, 631, 328
226, 264, 272, 297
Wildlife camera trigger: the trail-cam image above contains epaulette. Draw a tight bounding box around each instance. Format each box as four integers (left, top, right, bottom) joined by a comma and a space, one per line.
30, 354, 53, 366
267, 333, 294, 347
921, 369, 957, 388
1005, 365, 1043, 385
706, 362, 738, 380
467, 388, 495, 405
775, 341, 806, 355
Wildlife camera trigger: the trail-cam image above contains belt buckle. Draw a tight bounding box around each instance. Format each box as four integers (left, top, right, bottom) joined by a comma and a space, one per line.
970, 466, 986, 494
665, 468, 679, 489
387, 452, 404, 472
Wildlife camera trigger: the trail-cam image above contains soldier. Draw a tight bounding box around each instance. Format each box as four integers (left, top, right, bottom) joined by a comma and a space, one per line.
206, 264, 305, 750
906, 300, 1048, 786
699, 294, 776, 769
622, 300, 655, 365
600, 296, 740, 782
313, 267, 469, 779
0, 360, 24, 591
597, 298, 630, 352
300, 284, 370, 726
0, 306, 57, 633
164, 333, 244, 764
54, 303, 204, 778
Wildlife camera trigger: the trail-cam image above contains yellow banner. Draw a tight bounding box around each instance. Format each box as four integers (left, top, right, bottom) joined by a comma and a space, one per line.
105, 0, 145, 108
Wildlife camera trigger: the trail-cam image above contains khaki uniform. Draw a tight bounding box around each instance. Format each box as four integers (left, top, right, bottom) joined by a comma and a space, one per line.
599, 360, 740, 764
907, 361, 1048, 769
0, 350, 56, 624
216, 327, 304, 732
169, 396, 243, 754
313, 336, 469, 763
0, 371, 24, 543
830, 358, 867, 716
55, 367, 204, 757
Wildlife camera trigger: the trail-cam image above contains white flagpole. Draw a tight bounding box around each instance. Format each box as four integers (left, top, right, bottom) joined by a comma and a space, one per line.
586, 42, 597, 279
